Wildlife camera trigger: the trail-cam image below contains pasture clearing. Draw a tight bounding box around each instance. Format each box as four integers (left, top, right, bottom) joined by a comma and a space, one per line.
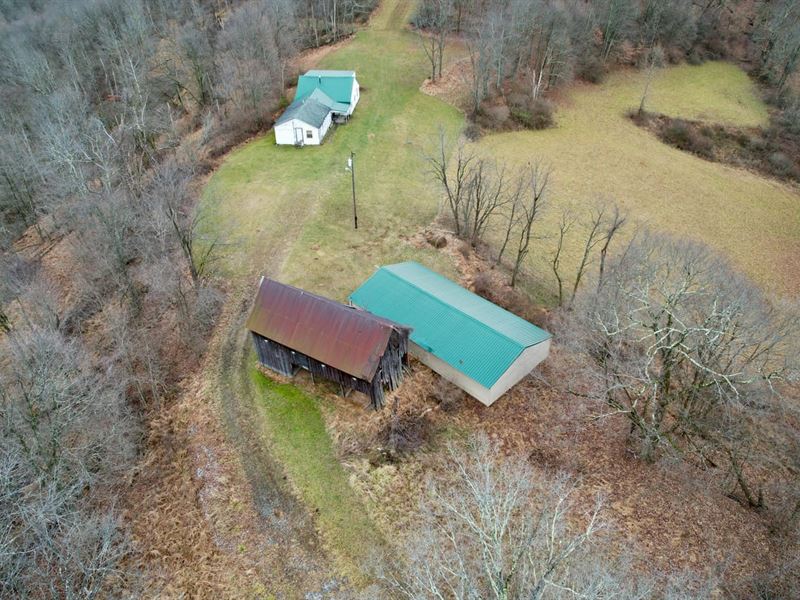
200, 0, 462, 583
475, 62, 799, 296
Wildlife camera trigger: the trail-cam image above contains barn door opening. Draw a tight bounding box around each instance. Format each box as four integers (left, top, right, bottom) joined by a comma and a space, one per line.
294, 127, 304, 145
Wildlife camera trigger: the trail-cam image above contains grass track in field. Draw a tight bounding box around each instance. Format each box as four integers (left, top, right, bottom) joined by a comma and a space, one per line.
203, 0, 463, 299
250, 369, 382, 584
202, 0, 463, 583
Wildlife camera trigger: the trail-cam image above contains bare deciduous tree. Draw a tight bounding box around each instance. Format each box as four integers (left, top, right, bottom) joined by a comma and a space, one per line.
465, 3, 511, 115
0, 253, 32, 333
510, 161, 549, 287
0, 323, 137, 596
551, 209, 574, 308
147, 158, 219, 285
0, 128, 50, 237
462, 156, 508, 247
597, 203, 627, 289
391, 435, 644, 599
495, 175, 520, 267
216, 1, 285, 119
429, 131, 509, 247
414, 0, 452, 81
598, 0, 637, 63
506, 0, 573, 98
429, 131, 476, 238
568, 204, 607, 309
753, 0, 800, 92
637, 45, 664, 116
551, 200, 627, 310
567, 232, 800, 506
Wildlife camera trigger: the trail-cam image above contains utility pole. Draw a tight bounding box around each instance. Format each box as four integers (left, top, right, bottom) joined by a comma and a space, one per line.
347, 151, 358, 229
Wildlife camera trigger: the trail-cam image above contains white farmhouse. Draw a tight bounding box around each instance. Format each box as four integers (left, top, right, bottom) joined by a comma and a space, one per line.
274, 70, 360, 146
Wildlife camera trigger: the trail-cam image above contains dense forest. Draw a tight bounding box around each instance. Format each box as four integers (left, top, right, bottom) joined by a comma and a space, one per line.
0, 0, 374, 595
0, 0, 798, 597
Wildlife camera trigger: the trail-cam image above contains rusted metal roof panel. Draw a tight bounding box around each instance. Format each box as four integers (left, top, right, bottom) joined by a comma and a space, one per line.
245, 277, 406, 382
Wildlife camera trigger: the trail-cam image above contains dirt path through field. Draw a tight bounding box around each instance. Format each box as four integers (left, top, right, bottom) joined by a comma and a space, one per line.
151, 1, 423, 596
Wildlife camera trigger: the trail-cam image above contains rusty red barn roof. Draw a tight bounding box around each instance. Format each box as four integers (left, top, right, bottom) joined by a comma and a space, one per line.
245, 277, 408, 382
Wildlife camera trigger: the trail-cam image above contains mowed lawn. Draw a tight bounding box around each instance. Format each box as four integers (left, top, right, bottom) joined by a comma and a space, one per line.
475, 62, 800, 297
203, 0, 463, 298
249, 369, 383, 584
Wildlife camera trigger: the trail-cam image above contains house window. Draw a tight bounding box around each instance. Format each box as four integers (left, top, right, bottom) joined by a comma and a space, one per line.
306, 130, 313, 139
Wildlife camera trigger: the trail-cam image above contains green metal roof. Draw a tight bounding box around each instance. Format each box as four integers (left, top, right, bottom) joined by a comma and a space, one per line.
349, 262, 551, 388
307, 88, 350, 113
275, 93, 331, 128
295, 70, 356, 106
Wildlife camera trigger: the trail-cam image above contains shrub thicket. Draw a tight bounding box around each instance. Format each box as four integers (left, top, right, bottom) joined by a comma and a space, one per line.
511, 98, 555, 130
662, 119, 714, 158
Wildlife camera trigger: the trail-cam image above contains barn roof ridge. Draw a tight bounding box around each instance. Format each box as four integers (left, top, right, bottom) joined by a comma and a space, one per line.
275, 93, 331, 128
246, 277, 407, 382
349, 262, 550, 388
303, 69, 356, 77
295, 70, 358, 105
381, 262, 550, 347
376, 266, 528, 352
257, 277, 406, 330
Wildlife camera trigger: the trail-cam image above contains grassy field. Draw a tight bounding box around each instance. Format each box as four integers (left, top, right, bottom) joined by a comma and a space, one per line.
640, 61, 769, 126
201, 0, 800, 589
203, 0, 463, 299
475, 62, 799, 297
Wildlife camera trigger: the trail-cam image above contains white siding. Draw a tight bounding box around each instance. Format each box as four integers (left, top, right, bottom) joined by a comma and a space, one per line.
410, 342, 494, 404
410, 339, 550, 406
274, 113, 332, 146
486, 339, 550, 403
274, 120, 300, 145
347, 79, 360, 115
318, 111, 332, 140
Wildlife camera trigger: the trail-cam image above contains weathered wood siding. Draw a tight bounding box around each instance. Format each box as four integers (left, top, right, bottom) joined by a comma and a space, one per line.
251, 329, 408, 410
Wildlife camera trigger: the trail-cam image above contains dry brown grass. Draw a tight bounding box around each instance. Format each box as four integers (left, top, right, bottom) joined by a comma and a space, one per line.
328, 355, 791, 592
187, 3, 799, 595
122, 392, 239, 598
123, 311, 349, 598
316, 248, 794, 593
420, 56, 472, 112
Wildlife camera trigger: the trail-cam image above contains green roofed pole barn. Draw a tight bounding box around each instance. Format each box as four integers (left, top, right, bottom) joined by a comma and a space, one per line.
350, 262, 551, 406
275, 70, 360, 146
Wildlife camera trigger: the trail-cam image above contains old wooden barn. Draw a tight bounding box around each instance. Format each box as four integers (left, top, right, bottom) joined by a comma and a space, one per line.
245, 277, 409, 409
